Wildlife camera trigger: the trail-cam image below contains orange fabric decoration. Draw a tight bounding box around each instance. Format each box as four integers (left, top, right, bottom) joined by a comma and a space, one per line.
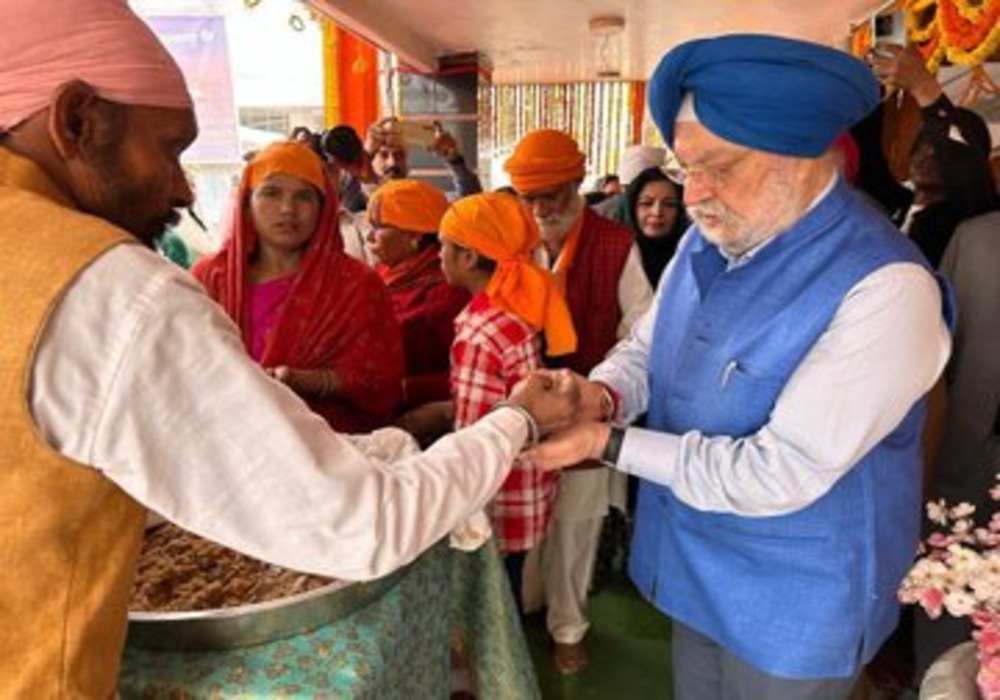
336, 28, 379, 137
550, 212, 585, 296
440, 193, 577, 356
322, 19, 379, 138
503, 129, 586, 193
367, 179, 450, 234
630, 82, 647, 147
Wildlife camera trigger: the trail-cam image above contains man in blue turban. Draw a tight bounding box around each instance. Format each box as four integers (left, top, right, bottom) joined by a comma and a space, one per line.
530, 34, 953, 699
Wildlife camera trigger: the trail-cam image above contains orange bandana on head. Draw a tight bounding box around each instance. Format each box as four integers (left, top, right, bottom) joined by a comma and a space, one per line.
367, 179, 449, 234
441, 193, 577, 356
246, 140, 327, 192
503, 129, 586, 193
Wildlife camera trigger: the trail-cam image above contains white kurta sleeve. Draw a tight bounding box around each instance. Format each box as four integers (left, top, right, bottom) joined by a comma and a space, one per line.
30, 245, 525, 580
593, 262, 950, 516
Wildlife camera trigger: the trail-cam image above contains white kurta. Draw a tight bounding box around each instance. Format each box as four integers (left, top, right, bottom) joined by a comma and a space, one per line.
29, 244, 527, 581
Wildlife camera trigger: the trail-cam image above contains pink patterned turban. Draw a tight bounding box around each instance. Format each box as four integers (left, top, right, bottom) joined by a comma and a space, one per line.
0, 0, 192, 131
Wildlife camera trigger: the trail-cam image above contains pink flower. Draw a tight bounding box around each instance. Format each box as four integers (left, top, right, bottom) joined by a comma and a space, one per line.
921, 587, 945, 618
977, 624, 1000, 655
927, 531, 954, 548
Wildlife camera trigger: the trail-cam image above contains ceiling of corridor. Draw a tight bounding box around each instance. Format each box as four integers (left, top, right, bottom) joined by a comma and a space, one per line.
310, 0, 889, 83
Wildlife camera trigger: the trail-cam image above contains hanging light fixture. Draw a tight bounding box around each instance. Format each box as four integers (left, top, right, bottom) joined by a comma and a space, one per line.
589, 15, 625, 79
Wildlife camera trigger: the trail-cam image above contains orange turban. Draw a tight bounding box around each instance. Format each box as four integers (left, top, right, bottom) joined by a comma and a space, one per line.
0, 0, 192, 131
440, 193, 577, 356
503, 129, 586, 194
367, 179, 449, 234
246, 141, 327, 192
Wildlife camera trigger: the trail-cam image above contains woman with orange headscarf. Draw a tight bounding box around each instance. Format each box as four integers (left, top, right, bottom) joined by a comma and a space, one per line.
366, 180, 470, 443
193, 141, 404, 432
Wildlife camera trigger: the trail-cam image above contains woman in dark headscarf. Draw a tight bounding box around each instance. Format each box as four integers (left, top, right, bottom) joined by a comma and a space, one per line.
618, 166, 689, 288
904, 105, 997, 267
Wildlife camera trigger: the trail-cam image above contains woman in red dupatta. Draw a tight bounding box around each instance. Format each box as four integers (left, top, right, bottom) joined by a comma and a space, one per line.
366, 179, 469, 444
193, 141, 403, 433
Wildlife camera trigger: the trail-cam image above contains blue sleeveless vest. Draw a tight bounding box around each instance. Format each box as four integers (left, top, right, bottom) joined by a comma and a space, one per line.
630, 179, 949, 678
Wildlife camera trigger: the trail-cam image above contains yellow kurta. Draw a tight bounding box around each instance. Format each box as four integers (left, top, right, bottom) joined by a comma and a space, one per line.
0, 148, 146, 699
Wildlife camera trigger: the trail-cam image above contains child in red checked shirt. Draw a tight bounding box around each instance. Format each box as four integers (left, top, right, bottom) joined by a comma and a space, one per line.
438, 191, 577, 607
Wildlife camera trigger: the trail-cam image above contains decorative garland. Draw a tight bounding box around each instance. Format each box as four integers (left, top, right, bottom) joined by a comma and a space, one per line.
853, 0, 1000, 72
479, 82, 643, 181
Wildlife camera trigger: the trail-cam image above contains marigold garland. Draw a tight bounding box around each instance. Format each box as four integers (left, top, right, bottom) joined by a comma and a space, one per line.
952, 0, 991, 21
938, 0, 1000, 51
854, 0, 1000, 72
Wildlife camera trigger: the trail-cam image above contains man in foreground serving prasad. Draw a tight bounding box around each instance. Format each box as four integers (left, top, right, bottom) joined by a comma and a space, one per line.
0, 1, 577, 696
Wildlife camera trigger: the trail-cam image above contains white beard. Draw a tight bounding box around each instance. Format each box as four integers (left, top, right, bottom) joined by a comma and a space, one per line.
688, 171, 800, 257
536, 195, 583, 247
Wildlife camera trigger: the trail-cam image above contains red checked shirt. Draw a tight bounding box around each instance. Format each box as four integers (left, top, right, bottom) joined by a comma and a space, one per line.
451, 293, 560, 553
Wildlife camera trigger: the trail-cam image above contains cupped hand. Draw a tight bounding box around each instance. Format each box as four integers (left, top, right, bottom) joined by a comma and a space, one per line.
527, 421, 611, 471
429, 121, 459, 160
508, 368, 580, 436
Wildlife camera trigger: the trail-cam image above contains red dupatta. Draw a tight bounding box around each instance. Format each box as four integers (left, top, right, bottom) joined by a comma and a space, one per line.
193, 146, 403, 432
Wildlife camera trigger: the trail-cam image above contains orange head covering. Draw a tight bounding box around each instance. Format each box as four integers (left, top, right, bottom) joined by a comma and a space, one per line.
246, 140, 327, 192
0, 0, 192, 131
440, 193, 577, 356
503, 129, 586, 194
367, 179, 449, 234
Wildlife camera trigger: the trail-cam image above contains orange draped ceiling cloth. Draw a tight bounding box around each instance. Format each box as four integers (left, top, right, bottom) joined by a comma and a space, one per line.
851, 0, 1000, 72
321, 18, 379, 137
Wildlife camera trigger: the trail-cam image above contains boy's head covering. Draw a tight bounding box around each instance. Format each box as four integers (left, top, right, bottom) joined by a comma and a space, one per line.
246, 141, 327, 192
0, 0, 192, 131
648, 34, 880, 158
619, 145, 667, 185
504, 129, 586, 193
367, 179, 450, 235
440, 193, 577, 356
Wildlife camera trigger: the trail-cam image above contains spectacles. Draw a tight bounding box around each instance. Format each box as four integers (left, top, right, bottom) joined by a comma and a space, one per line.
663, 150, 754, 189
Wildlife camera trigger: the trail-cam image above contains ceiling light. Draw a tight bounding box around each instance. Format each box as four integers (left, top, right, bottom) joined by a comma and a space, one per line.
589, 15, 625, 79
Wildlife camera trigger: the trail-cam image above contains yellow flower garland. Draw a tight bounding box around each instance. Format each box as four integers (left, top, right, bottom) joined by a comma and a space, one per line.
876, 0, 1000, 71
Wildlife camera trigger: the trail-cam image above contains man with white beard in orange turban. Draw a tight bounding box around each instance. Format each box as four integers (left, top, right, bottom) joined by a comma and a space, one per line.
506, 129, 653, 674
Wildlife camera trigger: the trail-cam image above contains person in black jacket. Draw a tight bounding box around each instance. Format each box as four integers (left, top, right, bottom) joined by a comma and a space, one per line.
868, 45, 997, 266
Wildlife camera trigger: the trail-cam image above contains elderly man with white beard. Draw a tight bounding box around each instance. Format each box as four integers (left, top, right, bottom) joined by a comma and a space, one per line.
529, 35, 953, 700
503, 129, 653, 674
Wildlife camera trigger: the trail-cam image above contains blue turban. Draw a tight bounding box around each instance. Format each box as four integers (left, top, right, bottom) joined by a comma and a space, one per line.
649, 34, 880, 158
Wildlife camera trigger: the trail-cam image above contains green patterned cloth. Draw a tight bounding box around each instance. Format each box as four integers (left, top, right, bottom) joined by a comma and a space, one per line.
451, 540, 540, 700
119, 540, 539, 699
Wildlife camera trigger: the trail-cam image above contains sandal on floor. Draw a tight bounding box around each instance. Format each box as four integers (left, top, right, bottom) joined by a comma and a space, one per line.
553, 641, 589, 675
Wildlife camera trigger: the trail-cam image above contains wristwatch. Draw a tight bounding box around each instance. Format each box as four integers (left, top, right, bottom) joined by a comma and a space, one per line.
600, 426, 626, 467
